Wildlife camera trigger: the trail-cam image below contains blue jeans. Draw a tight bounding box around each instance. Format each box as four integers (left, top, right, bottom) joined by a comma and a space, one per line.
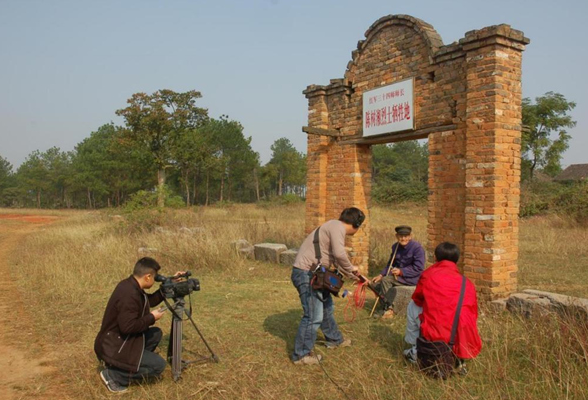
291, 267, 344, 361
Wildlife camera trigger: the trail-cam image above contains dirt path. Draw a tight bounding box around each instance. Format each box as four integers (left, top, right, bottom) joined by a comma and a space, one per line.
0, 215, 64, 400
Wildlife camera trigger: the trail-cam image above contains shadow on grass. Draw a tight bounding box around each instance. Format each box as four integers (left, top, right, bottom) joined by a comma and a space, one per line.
367, 322, 405, 355
263, 308, 300, 356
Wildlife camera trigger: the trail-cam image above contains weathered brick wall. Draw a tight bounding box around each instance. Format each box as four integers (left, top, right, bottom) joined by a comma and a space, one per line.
461, 27, 526, 298
303, 15, 528, 299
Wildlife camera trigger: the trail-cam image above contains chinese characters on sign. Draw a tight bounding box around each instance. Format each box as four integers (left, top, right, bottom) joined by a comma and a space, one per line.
362, 78, 414, 137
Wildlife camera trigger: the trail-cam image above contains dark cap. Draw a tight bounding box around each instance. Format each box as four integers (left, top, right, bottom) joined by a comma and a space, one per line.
395, 225, 412, 235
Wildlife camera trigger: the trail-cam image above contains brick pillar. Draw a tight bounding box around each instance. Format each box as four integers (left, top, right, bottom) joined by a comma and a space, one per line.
303, 85, 371, 273
462, 26, 529, 299
428, 127, 467, 265
346, 144, 371, 272
304, 86, 329, 232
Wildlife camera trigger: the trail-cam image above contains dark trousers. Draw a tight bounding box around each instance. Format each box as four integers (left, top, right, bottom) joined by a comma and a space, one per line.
108, 327, 166, 386
373, 276, 410, 310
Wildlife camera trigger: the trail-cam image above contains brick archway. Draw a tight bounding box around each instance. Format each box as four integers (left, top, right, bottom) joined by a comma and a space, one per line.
303, 15, 529, 300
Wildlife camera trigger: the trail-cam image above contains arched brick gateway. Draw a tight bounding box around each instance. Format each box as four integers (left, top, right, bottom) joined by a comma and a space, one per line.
302, 15, 529, 300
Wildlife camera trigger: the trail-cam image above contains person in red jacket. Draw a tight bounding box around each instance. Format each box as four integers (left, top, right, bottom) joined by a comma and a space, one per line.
404, 242, 482, 373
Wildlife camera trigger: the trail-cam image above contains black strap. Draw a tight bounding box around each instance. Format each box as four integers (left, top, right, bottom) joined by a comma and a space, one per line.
449, 276, 467, 346
313, 227, 322, 266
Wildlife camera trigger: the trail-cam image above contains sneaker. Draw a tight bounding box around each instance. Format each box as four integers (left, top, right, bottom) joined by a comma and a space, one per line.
456, 360, 468, 376
100, 369, 128, 393
325, 338, 352, 349
403, 347, 417, 364
381, 309, 395, 319
293, 353, 323, 365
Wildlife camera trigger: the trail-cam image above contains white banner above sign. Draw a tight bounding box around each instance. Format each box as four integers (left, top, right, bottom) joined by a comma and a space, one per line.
362, 78, 414, 137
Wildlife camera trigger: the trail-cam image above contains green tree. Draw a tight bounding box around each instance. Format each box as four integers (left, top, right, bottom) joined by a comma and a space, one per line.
0, 155, 15, 206
522, 92, 576, 179
72, 123, 155, 208
371, 141, 429, 203
201, 116, 258, 203
372, 141, 428, 183
116, 89, 208, 207
73, 124, 117, 208
268, 138, 306, 196
42, 147, 72, 208
173, 128, 210, 206
16, 150, 50, 207
15, 148, 73, 208
258, 163, 278, 200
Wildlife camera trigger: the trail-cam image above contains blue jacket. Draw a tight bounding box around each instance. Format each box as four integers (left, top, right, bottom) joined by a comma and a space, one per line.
380, 240, 425, 285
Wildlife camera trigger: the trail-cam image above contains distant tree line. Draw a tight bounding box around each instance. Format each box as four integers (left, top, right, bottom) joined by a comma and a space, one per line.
0, 90, 306, 208
0, 90, 576, 209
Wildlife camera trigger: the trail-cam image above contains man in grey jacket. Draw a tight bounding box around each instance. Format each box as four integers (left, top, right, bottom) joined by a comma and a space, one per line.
291, 207, 365, 365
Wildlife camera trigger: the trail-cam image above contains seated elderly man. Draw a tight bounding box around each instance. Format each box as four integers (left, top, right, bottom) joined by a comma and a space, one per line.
371, 225, 425, 319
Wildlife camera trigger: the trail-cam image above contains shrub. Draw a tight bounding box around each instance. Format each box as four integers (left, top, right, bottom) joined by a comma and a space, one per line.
372, 180, 427, 204
123, 190, 158, 212
520, 180, 588, 224
553, 181, 588, 223
274, 193, 303, 205
165, 194, 186, 209
519, 182, 559, 218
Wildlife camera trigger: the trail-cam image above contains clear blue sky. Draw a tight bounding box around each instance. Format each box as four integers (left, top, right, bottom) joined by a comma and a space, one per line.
1, 0, 586, 169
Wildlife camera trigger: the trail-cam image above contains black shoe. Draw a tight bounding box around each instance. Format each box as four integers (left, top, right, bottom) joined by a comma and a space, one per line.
100, 369, 128, 393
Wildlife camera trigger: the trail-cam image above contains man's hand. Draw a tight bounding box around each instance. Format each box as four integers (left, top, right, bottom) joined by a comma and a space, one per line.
348, 267, 360, 281
391, 268, 402, 277
151, 308, 166, 321
372, 274, 383, 284
172, 271, 186, 282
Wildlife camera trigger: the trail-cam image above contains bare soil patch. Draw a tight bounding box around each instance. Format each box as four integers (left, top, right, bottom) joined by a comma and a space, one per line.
0, 215, 65, 400
0, 214, 60, 224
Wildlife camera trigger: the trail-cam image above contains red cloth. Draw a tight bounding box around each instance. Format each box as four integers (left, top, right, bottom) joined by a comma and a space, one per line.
412, 260, 482, 359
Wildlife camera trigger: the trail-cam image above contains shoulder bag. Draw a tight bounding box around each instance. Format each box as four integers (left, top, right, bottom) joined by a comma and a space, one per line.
416, 275, 466, 379
310, 227, 344, 296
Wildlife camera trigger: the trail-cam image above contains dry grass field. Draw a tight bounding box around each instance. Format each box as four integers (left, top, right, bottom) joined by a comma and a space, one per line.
2, 204, 588, 400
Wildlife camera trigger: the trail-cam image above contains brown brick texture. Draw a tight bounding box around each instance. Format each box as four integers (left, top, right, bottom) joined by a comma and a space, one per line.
303, 15, 529, 300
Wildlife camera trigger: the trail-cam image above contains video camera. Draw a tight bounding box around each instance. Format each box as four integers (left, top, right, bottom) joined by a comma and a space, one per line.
155, 271, 200, 299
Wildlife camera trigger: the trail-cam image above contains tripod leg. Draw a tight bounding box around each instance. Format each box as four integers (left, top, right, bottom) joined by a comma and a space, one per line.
167, 320, 174, 362
171, 316, 183, 382
186, 313, 219, 362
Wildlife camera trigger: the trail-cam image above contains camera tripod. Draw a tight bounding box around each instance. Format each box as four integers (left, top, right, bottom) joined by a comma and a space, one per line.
163, 297, 219, 381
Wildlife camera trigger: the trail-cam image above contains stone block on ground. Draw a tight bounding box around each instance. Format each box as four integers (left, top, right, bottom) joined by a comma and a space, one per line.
238, 246, 255, 259
506, 292, 558, 318
231, 239, 252, 250
279, 249, 298, 266
254, 243, 287, 263
489, 298, 508, 313
520, 289, 588, 319
393, 285, 416, 316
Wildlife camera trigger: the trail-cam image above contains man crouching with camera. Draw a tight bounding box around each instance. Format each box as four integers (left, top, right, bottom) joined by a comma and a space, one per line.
94, 257, 183, 393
